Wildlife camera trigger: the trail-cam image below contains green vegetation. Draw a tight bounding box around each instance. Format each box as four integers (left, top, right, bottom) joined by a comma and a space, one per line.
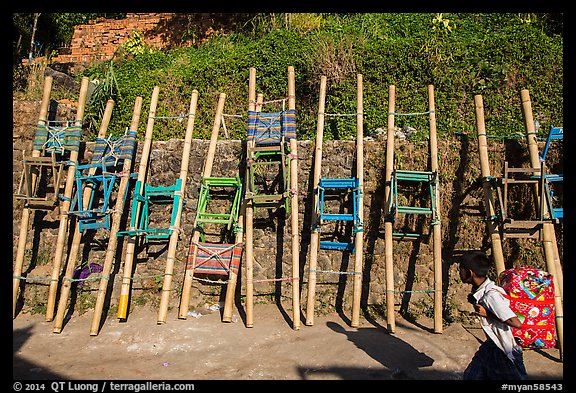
13, 13, 126, 62
20, 13, 565, 142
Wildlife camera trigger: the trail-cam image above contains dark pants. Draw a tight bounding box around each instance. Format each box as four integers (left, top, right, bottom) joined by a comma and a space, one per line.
463, 339, 527, 380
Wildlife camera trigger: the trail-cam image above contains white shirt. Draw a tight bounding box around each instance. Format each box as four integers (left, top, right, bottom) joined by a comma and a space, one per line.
472, 278, 518, 361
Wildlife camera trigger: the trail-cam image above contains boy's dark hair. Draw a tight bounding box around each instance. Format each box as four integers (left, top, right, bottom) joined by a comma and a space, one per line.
460, 250, 491, 277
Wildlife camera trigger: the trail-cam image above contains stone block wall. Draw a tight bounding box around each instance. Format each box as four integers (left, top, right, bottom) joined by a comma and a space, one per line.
13, 98, 562, 326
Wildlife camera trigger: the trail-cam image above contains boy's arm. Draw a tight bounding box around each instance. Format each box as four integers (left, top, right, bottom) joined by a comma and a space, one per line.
474, 303, 523, 329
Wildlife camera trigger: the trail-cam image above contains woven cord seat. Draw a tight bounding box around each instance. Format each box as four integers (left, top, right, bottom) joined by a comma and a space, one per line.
188, 241, 244, 275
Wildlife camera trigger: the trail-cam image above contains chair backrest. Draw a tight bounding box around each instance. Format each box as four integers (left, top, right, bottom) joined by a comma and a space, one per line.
247, 109, 296, 145
91, 130, 138, 166
33, 121, 82, 155
540, 126, 563, 162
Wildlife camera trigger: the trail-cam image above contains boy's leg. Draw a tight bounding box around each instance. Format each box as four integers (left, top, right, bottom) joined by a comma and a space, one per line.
486, 341, 527, 380
463, 342, 490, 379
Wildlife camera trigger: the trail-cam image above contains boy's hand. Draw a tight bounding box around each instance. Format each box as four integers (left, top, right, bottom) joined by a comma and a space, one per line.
473, 303, 488, 318
474, 303, 522, 328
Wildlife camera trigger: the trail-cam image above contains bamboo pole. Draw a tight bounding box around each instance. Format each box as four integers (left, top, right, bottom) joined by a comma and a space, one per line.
519, 89, 563, 361
178, 92, 226, 320
246, 92, 263, 327
245, 195, 254, 328
287, 66, 301, 330
222, 205, 245, 322
199, 91, 243, 323
117, 87, 160, 320
45, 77, 90, 322
202, 94, 225, 178
245, 67, 257, 328
157, 90, 199, 324
13, 76, 54, 318
304, 75, 327, 327
473, 95, 507, 274
384, 85, 396, 333
428, 85, 443, 334
351, 74, 364, 328
89, 96, 143, 335
53, 99, 115, 333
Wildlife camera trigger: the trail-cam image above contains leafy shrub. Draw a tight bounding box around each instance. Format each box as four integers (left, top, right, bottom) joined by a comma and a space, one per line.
79, 13, 562, 142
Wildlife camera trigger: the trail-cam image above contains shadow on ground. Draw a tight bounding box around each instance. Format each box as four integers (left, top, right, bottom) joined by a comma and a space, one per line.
297, 320, 564, 381
13, 326, 65, 380
297, 321, 456, 380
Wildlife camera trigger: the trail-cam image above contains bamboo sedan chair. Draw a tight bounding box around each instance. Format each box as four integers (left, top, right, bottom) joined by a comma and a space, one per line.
305, 74, 364, 328
520, 90, 563, 360
474, 92, 563, 361
383, 85, 443, 335
243, 66, 301, 329
66, 122, 139, 233
90, 97, 144, 335
13, 76, 89, 320
178, 93, 245, 323
113, 87, 199, 325
53, 98, 143, 333
46, 97, 143, 335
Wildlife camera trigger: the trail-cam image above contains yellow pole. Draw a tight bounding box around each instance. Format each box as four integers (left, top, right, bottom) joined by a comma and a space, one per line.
117, 86, 160, 319
90, 96, 143, 335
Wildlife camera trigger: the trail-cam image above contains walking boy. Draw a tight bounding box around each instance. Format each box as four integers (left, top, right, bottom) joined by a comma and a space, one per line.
459, 250, 527, 380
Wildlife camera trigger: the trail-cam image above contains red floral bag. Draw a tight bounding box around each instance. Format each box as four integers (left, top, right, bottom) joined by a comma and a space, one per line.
498, 267, 556, 349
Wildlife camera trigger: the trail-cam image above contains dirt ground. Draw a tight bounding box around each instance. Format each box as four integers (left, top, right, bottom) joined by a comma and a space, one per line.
13, 302, 563, 382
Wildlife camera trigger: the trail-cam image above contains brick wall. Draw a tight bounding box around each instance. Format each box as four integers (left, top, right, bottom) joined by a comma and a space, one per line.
23, 13, 241, 66
49, 13, 177, 64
